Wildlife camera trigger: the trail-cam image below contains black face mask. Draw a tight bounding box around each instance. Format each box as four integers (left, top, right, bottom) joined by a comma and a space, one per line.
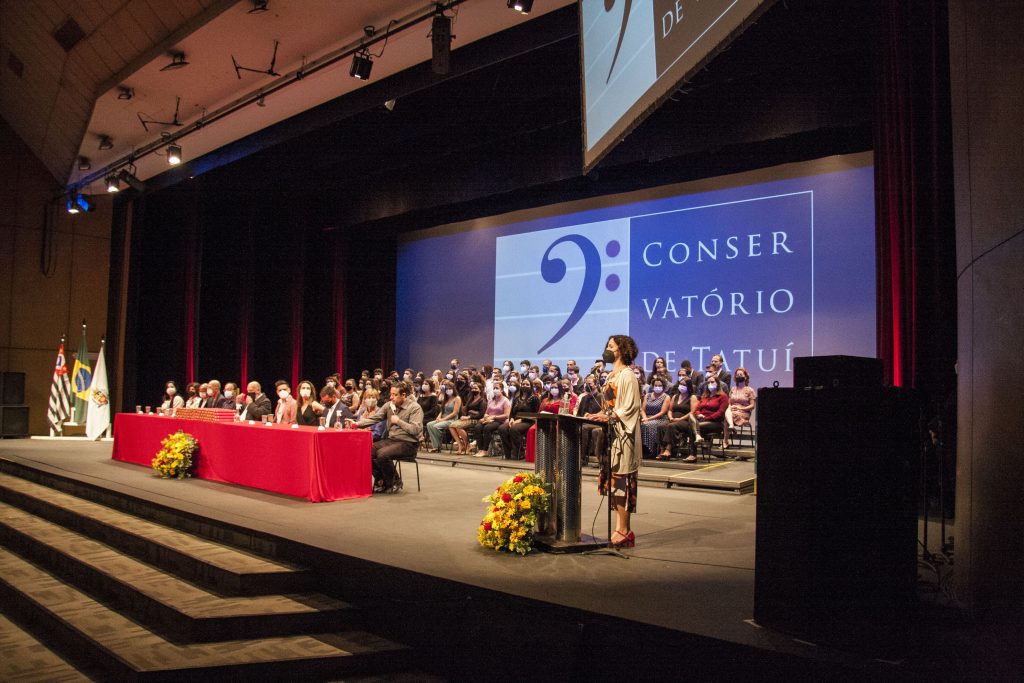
602, 349, 615, 364
248, 392, 257, 400
322, 399, 334, 408
189, 388, 198, 396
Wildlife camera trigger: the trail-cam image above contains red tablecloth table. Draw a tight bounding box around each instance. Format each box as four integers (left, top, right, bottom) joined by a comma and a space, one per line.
111, 413, 372, 502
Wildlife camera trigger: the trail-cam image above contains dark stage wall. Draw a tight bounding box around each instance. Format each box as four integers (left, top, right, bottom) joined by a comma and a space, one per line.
111, 1, 955, 416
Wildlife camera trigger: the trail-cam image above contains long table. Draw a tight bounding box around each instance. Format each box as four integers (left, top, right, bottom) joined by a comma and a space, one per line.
111, 413, 372, 502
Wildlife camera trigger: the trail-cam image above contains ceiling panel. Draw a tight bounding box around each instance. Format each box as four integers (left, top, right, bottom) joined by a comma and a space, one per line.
1, 0, 575, 190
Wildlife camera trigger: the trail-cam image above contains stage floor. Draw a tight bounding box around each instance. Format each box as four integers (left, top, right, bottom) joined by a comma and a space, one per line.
1, 438, 1012, 679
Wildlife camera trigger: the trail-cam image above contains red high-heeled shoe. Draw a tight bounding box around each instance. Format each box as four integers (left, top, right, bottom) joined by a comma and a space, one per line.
611, 530, 635, 548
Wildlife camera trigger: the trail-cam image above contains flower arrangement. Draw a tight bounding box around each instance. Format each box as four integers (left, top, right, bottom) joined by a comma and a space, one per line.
477, 472, 549, 555
151, 430, 199, 479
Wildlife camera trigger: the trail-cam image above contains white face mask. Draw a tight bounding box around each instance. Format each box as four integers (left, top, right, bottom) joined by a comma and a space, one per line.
446, 389, 454, 396
299, 388, 311, 398
364, 399, 377, 408
652, 386, 663, 395
550, 388, 560, 398
167, 387, 175, 395
200, 391, 208, 398
224, 390, 234, 399
278, 389, 289, 399
422, 384, 430, 392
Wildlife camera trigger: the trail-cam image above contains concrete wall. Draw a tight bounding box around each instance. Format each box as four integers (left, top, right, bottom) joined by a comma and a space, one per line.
0, 117, 111, 436
949, 1, 1024, 612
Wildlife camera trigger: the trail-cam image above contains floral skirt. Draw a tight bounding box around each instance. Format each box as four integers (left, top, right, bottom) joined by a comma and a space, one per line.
598, 468, 638, 513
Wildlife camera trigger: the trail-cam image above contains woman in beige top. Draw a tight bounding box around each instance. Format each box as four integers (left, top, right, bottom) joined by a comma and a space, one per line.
590, 334, 642, 548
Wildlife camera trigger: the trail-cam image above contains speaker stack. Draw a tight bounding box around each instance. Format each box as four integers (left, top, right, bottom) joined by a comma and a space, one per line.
0, 372, 29, 438
754, 356, 919, 650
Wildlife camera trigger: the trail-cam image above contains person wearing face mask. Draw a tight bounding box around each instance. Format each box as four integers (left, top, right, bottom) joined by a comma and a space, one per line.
240, 381, 272, 421
161, 381, 185, 410
474, 380, 512, 457
577, 375, 606, 465
355, 388, 380, 419
689, 379, 729, 457
294, 380, 323, 426
205, 380, 232, 409
497, 379, 539, 459
349, 382, 424, 493
639, 376, 671, 458
196, 382, 210, 408
319, 385, 354, 427
657, 378, 697, 461
726, 367, 756, 449
501, 361, 514, 379
565, 368, 583, 395
519, 360, 532, 376
417, 378, 441, 447
649, 356, 671, 387
449, 358, 460, 373
273, 380, 297, 425
523, 379, 577, 463
449, 381, 485, 455
426, 380, 461, 452
588, 335, 642, 548
184, 382, 202, 408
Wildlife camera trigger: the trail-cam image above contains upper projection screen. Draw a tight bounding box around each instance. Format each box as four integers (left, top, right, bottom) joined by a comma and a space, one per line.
581, 0, 771, 172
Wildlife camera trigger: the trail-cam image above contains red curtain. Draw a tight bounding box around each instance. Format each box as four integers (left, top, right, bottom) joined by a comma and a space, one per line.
873, 0, 955, 397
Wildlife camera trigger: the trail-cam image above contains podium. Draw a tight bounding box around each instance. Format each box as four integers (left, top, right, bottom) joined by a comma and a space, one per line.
523, 412, 605, 552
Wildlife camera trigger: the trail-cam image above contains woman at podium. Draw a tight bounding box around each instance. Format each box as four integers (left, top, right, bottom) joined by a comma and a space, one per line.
591, 334, 642, 548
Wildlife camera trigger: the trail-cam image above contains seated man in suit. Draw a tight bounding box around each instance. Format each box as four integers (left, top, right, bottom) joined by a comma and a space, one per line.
204, 380, 232, 409
240, 381, 272, 421
320, 385, 354, 427
350, 381, 423, 493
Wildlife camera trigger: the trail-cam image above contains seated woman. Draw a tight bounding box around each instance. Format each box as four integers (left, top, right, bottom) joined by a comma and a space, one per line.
649, 356, 671, 387
726, 367, 756, 448
474, 379, 511, 457
355, 388, 379, 419
161, 381, 185, 411
498, 378, 539, 459
417, 378, 440, 447
184, 382, 202, 408
426, 380, 460, 452
639, 376, 670, 458
524, 379, 578, 462
657, 378, 697, 461
294, 380, 323, 426
687, 380, 730, 456
449, 380, 485, 454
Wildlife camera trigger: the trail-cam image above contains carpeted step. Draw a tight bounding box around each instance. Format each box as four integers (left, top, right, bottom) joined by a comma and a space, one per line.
0, 611, 92, 682
0, 472, 309, 596
0, 502, 360, 643
0, 546, 411, 681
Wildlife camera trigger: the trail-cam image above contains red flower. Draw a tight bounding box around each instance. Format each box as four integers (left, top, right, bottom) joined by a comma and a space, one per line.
493, 506, 499, 512
483, 522, 492, 531
513, 475, 524, 483
501, 492, 512, 502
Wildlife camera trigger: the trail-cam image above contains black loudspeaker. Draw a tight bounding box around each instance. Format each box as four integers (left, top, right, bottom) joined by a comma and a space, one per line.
1, 371, 25, 404
0, 406, 29, 437
754, 387, 918, 651
792, 355, 883, 390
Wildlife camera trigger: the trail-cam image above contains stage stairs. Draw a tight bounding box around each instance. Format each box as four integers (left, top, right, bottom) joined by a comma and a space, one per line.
0, 461, 425, 681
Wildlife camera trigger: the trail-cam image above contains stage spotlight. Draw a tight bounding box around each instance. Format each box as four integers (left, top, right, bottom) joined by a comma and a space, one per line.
248, 0, 269, 13
166, 144, 182, 165
384, 98, 396, 112
98, 135, 113, 150
508, 0, 534, 14
117, 86, 134, 100
117, 168, 147, 192
160, 52, 189, 72
66, 193, 92, 214
105, 175, 120, 193
350, 51, 372, 80
77, 156, 91, 171
431, 9, 452, 75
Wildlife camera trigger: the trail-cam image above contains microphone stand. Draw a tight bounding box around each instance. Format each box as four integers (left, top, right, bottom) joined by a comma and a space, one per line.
583, 402, 628, 559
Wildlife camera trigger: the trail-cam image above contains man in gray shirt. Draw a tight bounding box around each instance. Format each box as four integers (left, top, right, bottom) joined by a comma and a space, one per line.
351, 381, 423, 493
